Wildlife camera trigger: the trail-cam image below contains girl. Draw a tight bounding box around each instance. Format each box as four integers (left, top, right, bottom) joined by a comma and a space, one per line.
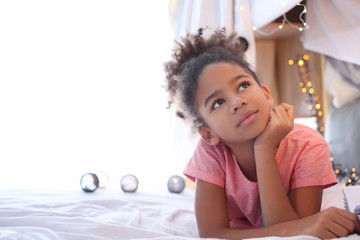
164, 28, 360, 239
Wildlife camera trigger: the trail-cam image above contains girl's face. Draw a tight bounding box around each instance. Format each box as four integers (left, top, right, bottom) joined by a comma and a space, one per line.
195, 62, 274, 146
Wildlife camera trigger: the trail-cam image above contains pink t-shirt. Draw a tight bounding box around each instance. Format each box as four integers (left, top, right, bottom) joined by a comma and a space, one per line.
183, 123, 337, 229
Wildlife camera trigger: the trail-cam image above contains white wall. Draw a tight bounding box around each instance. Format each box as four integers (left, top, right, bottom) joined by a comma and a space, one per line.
0, 1, 193, 191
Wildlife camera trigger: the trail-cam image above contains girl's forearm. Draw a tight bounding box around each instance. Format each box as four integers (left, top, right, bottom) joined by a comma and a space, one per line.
200, 207, 360, 240
255, 147, 299, 226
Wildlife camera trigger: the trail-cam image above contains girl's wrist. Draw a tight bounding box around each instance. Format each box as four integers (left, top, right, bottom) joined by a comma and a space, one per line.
254, 143, 277, 157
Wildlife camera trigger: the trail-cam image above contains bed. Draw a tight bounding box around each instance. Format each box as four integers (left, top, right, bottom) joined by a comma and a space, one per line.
0, 185, 359, 240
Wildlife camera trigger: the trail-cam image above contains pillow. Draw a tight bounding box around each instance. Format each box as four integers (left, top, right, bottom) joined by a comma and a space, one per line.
323, 60, 360, 108
325, 97, 360, 171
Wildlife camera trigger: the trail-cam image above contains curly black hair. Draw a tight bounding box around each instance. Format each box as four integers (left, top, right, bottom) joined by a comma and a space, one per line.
164, 28, 259, 133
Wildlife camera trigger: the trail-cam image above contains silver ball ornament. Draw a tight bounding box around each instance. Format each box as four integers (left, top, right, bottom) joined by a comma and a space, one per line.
121, 174, 139, 192
80, 173, 99, 192
167, 175, 185, 193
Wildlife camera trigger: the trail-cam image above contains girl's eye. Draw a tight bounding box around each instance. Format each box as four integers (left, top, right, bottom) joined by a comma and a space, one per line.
238, 81, 250, 91
212, 99, 225, 110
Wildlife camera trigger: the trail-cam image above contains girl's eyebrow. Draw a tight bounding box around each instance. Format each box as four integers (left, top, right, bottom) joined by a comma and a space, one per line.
231, 74, 248, 83
203, 74, 248, 108
204, 90, 221, 107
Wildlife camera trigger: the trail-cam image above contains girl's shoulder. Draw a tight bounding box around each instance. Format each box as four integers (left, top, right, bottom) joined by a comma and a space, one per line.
287, 123, 325, 141
196, 137, 229, 152
195, 138, 233, 163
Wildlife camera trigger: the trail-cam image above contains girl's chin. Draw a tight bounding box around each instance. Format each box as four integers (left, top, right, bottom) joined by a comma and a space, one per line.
254, 121, 269, 137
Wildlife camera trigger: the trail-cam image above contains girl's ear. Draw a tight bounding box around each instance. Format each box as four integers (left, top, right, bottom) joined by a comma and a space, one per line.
198, 126, 220, 146
261, 85, 274, 107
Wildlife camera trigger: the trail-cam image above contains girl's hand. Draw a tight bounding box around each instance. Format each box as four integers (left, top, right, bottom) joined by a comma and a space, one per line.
290, 207, 360, 239
254, 103, 295, 151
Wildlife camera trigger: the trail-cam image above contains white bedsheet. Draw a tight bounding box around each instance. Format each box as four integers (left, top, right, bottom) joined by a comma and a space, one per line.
0, 186, 358, 240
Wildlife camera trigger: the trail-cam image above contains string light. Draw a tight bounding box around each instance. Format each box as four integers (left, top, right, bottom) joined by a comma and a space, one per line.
345, 168, 360, 186
297, 2, 308, 27
289, 53, 325, 135
332, 149, 360, 186
254, 2, 309, 36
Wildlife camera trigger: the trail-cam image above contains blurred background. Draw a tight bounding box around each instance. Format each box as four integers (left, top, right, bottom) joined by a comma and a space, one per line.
1, 0, 359, 191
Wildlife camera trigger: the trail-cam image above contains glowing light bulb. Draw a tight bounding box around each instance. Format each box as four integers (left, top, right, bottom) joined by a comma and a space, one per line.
121, 174, 139, 193
302, 88, 307, 93
309, 88, 314, 94
96, 171, 109, 189
298, 60, 304, 66
307, 81, 312, 87
288, 59, 294, 65
167, 175, 185, 194
303, 54, 310, 60
316, 104, 321, 109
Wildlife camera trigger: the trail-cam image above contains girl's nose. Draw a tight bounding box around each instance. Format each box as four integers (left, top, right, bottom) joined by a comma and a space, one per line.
231, 97, 247, 113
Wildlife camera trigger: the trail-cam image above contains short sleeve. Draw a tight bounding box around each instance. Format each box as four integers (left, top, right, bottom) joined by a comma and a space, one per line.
183, 139, 226, 188
290, 128, 337, 190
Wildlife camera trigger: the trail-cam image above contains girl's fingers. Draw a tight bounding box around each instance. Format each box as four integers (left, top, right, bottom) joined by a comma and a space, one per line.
330, 218, 354, 237
271, 104, 294, 128
321, 208, 360, 238
336, 208, 360, 233
280, 103, 295, 121
326, 223, 347, 239
274, 104, 295, 120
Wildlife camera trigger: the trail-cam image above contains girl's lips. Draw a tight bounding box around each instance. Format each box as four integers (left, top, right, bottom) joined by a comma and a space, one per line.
237, 110, 258, 127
